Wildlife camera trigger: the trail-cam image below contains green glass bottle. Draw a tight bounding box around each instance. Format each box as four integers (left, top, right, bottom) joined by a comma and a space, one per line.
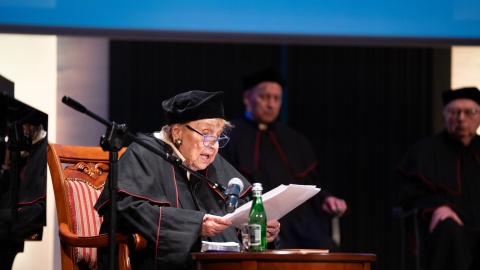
248, 183, 267, 252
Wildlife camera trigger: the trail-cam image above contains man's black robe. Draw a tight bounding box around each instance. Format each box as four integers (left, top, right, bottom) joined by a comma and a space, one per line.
398, 130, 480, 227
95, 133, 251, 270
397, 130, 480, 270
220, 116, 338, 250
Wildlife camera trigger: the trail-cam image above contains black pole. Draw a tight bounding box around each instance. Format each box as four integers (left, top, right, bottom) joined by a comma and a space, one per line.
99, 122, 126, 270
7, 123, 21, 224
108, 151, 118, 270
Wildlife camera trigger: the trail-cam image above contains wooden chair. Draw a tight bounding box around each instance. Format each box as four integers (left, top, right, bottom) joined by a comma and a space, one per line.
392, 206, 424, 270
47, 142, 146, 270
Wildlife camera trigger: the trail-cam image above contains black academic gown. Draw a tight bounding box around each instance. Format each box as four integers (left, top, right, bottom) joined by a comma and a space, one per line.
95, 133, 251, 270
0, 136, 46, 268
0, 136, 47, 231
398, 130, 480, 227
397, 130, 480, 270
17, 137, 47, 228
220, 116, 338, 250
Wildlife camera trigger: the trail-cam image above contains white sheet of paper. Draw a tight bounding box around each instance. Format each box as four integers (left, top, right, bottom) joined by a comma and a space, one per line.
224, 184, 321, 228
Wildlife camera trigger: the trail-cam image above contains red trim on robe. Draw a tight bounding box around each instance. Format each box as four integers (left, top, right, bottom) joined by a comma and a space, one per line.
155, 206, 162, 270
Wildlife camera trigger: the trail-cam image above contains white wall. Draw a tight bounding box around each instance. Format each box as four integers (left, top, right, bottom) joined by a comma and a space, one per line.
0, 33, 58, 270
452, 46, 480, 89
451, 46, 480, 134
0, 34, 109, 270
57, 37, 110, 146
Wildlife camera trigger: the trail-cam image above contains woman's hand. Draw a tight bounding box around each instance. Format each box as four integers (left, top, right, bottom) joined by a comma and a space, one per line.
200, 214, 232, 237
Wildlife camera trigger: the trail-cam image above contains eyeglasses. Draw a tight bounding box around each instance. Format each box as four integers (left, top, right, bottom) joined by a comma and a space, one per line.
444, 108, 480, 118
186, 125, 230, 148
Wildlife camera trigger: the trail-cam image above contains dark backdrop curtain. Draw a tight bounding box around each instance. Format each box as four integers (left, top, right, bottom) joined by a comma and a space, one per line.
109, 40, 450, 270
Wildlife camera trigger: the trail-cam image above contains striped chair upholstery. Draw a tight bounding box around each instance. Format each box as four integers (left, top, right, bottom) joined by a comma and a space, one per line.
64, 162, 108, 269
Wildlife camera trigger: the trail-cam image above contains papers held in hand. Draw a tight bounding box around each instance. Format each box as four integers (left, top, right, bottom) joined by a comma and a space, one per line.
201, 241, 240, 252
224, 184, 321, 228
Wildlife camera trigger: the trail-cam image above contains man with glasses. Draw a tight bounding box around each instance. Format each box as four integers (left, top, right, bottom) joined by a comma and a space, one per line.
398, 87, 480, 270
220, 66, 347, 251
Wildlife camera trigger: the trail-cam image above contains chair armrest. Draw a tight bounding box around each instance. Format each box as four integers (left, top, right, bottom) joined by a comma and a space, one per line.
59, 223, 117, 247
392, 206, 418, 219
59, 223, 147, 251
128, 232, 147, 251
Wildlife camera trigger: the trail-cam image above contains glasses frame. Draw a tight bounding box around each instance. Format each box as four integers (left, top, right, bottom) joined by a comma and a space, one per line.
444, 108, 480, 118
185, 125, 230, 148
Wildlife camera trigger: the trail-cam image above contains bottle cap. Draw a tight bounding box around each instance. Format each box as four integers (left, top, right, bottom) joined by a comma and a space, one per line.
252, 183, 263, 191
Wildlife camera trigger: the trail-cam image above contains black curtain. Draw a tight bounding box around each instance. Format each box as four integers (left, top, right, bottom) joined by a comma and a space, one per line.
109, 40, 450, 270
109, 42, 283, 134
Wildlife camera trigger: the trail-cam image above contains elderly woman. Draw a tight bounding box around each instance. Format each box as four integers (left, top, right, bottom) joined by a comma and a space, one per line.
95, 90, 280, 270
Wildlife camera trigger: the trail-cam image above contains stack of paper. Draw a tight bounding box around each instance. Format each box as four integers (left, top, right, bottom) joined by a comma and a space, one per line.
201, 241, 240, 252
224, 184, 320, 228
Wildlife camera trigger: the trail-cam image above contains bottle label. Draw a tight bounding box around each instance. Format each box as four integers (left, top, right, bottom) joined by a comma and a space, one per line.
248, 224, 261, 246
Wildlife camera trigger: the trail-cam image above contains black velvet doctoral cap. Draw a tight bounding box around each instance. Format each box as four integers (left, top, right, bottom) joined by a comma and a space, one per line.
162, 90, 225, 124
242, 66, 285, 90
442, 87, 480, 106
18, 108, 47, 126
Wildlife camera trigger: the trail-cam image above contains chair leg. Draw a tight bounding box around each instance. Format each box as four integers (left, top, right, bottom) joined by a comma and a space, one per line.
394, 206, 423, 270
399, 217, 406, 270
412, 210, 421, 270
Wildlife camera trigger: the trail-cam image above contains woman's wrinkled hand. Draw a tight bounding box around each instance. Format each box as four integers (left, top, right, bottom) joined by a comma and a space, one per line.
200, 214, 232, 237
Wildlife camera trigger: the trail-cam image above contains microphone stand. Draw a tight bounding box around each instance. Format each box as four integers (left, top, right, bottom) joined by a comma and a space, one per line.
7, 123, 21, 225
61, 96, 227, 270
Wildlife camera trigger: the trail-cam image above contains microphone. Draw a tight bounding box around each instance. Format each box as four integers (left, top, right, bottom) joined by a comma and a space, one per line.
225, 178, 244, 213
62, 95, 87, 113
